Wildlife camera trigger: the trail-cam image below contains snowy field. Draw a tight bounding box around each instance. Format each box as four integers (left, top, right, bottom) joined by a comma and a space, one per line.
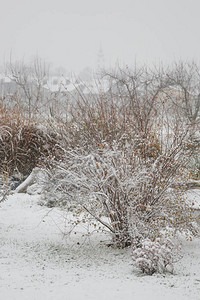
0, 193, 200, 300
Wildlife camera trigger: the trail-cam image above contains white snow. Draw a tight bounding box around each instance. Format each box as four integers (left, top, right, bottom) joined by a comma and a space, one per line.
186, 189, 200, 210
0, 193, 200, 300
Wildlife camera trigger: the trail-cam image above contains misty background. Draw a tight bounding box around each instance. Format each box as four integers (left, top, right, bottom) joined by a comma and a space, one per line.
0, 0, 200, 74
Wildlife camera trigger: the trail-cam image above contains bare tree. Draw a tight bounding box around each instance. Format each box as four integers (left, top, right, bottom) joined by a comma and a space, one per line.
5, 56, 50, 120
165, 61, 200, 122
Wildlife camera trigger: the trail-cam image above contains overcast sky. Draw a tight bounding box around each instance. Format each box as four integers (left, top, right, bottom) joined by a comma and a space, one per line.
1, 0, 200, 73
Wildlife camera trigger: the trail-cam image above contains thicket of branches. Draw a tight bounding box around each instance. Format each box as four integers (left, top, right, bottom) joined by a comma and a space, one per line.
42, 64, 200, 248
1, 59, 200, 248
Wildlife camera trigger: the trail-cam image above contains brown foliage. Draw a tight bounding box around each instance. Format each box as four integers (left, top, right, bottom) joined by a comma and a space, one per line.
0, 102, 56, 176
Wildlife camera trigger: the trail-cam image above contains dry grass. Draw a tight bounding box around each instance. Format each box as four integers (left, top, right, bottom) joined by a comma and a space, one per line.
0, 101, 56, 177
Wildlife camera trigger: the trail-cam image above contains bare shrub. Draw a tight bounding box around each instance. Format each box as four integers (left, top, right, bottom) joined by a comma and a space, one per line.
43, 66, 198, 248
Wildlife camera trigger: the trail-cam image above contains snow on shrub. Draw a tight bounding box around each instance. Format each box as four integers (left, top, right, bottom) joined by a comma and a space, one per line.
132, 238, 182, 275
42, 129, 197, 247
42, 66, 198, 248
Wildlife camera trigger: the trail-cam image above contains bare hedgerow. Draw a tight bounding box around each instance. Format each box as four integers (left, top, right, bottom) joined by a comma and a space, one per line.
43, 65, 199, 248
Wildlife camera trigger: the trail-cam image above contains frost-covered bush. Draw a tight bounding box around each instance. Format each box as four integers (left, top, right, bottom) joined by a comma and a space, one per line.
132, 238, 181, 275
43, 133, 196, 247
43, 66, 198, 247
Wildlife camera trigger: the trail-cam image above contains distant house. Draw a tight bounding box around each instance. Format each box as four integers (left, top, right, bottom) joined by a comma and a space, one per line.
0, 76, 18, 97
45, 76, 71, 93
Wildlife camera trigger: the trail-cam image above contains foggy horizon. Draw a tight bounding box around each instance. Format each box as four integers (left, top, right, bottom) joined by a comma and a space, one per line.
1, 0, 200, 73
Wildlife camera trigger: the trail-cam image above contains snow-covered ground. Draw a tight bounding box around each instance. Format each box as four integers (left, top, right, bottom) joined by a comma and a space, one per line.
0, 193, 200, 300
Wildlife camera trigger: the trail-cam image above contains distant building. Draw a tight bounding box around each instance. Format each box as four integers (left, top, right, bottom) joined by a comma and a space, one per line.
97, 45, 105, 72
